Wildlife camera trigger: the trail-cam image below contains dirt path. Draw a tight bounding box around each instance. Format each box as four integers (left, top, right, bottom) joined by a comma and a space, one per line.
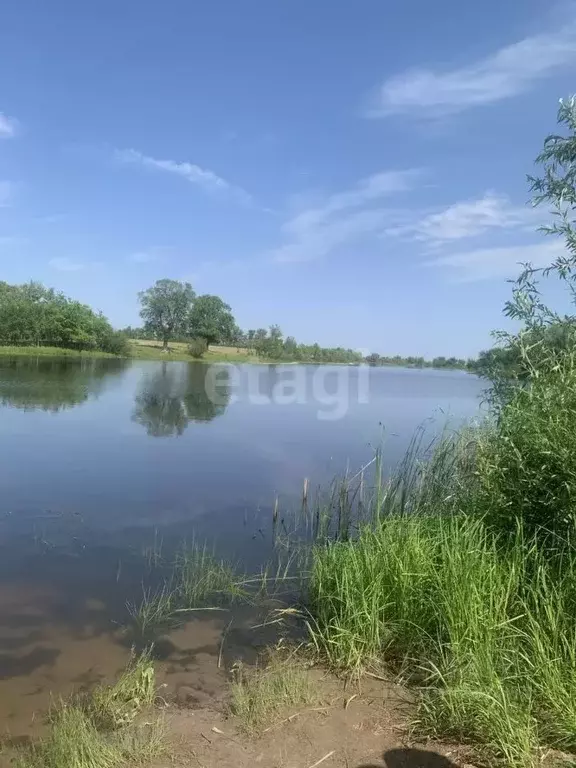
156, 673, 475, 768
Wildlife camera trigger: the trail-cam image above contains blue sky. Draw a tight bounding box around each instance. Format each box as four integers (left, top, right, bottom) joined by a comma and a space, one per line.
0, 0, 574, 357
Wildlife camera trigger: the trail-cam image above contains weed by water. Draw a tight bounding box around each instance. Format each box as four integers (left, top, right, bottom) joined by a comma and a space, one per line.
230, 650, 317, 733
174, 540, 247, 606
16, 704, 120, 768
89, 648, 156, 730
126, 584, 179, 642
15, 654, 166, 768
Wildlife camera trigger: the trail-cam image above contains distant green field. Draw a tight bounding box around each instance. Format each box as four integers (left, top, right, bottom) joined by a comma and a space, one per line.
0, 341, 264, 363
128, 339, 263, 363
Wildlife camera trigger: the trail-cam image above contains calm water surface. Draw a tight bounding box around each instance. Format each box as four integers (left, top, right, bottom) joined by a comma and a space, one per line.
0, 356, 484, 737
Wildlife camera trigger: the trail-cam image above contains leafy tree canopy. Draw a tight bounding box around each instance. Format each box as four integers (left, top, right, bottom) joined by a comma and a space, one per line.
0, 280, 128, 354
138, 279, 195, 349
188, 294, 236, 346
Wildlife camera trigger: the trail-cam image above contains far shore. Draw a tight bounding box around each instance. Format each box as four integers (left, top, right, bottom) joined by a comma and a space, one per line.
0, 341, 473, 370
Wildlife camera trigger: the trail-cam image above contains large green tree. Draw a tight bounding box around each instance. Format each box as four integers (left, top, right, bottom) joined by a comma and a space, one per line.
483, 96, 576, 400
188, 294, 236, 346
138, 279, 195, 350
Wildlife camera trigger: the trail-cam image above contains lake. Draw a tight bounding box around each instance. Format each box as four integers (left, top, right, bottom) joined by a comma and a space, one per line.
0, 355, 484, 737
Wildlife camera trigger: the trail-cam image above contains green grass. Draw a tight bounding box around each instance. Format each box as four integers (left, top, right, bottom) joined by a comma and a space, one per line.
173, 540, 248, 606
0, 339, 366, 365
89, 648, 156, 730
129, 339, 265, 364
230, 650, 317, 733
305, 373, 576, 767
126, 585, 180, 644
17, 705, 121, 768
0, 345, 121, 359
125, 543, 247, 643
15, 652, 166, 768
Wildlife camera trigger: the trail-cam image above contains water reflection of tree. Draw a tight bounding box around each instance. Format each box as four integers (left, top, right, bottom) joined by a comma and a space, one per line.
0, 356, 128, 412
132, 363, 230, 437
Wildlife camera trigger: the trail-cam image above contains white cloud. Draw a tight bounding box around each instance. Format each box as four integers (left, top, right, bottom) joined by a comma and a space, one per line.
39, 214, 67, 224
0, 113, 18, 138
387, 193, 542, 247
426, 240, 565, 281
371, 21, 576, 117
272, 169, 420, 263
128, 251, 156, 264
49, 257, 86, 272
0, 181, 12, 207
116, 148, 253, 205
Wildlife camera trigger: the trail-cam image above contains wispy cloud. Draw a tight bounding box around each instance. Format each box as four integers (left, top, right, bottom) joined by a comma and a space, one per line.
0, 181, 13, 207
272, 169, 420, 263
0, 112, 18, 138
39, 214, 67, 224
426, 240, 565, 281
370, 20, 576, 117
48, 257, 103, 272
127, 251, 156, 264
115, 148, 253, 205
387, 193, 542, 247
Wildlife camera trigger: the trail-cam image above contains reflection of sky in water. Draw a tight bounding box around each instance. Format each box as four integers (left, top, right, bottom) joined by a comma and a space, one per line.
0, 359, 484, 534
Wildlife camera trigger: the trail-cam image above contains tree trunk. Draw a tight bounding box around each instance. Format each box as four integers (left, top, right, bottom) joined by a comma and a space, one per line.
162, 337, 169, 351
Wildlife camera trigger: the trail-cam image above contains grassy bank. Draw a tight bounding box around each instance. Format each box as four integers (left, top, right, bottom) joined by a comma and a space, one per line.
128, 339, 264, 363
0, 345, 122, 359
0, 340, 368, 365
0, 341, 265, 363
303, 356, 576, 767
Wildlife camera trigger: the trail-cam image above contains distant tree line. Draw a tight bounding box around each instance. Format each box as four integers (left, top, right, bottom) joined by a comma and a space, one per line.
245, 325, 363, 363
0, 281, 129, 354
364, 352, 477, 371
0, 277, 480, 368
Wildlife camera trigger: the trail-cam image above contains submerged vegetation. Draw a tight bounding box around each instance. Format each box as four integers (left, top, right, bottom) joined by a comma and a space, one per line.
125, 541, 246, 645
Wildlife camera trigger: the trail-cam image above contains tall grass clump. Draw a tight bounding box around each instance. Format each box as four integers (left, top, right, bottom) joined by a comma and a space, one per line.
126, 584, 179, 643
15, 652, 165, 768
89, 648, 156, 730
306, 364, 576, 764
230, 650, 317, 733
174, 540, 247, 606
306, 440, 576, 765
124, 541, 247, 643
17, 705, 121, 768
475, 351, 576, 540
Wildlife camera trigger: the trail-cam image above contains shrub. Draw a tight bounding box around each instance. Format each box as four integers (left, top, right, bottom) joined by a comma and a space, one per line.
98, 330, 130, 356
477, 353, 576, 538
188, 338, 208, 358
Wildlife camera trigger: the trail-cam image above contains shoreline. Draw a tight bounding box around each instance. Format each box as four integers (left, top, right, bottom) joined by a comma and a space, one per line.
0, 343, 472, 370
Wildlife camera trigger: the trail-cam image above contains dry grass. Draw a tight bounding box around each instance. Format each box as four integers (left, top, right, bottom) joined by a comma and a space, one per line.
129, 339, 262, 363
230, 650, 318, 734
